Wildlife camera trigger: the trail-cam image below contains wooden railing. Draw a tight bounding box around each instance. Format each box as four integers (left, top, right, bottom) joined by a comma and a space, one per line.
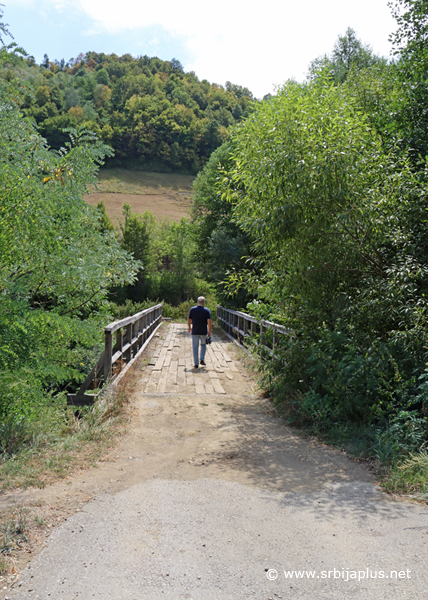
216, 305, 293, 356
67, 303, 163, 406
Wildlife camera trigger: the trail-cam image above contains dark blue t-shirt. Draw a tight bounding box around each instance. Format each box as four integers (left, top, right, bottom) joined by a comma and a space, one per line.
189, 305, 211, 335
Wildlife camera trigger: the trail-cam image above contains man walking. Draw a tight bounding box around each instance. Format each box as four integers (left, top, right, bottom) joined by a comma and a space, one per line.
188, 296, 212, 368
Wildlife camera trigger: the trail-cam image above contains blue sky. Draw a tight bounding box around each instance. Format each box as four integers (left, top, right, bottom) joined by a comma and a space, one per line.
4, 0, 397, 98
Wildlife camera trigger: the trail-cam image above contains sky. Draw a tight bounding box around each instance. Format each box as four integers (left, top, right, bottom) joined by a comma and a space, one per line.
3, 0, 397, 98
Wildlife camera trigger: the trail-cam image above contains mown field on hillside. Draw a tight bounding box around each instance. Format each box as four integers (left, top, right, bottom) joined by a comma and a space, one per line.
85, 169, 195, 224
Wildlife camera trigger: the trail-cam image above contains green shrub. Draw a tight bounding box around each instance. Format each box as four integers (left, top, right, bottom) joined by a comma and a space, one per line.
382, 450, 428, 501
373, 411, 427, 466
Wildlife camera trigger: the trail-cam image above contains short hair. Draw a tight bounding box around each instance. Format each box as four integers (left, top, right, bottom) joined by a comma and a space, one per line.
197, 296, 205, 304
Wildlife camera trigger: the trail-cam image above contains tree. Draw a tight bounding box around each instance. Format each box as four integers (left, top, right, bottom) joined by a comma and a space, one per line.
118, 205, 157, 299
0, 12, 141, 424
65, 88, 82, 110
6, 34, 257, 173
93, 84, 111, 108
191, 142, 253, 306
0, 4, 26, 63
96, 200, 116, 233
156, 219, 198, 304
68, 105, 85, 121
35, 85, 50, 106
95, 67, 110, 86
389, 0, 428, 159
225, 81, 254, 100
219, 77, 428, 427
308, 28, 386, 83
170, 58, 184, 73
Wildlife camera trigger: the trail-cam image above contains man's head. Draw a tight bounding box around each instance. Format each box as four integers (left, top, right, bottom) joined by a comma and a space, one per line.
197, 296, 205, 305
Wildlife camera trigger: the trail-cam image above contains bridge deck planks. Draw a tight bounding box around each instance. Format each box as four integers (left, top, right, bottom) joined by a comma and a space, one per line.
143, 324, 238, 395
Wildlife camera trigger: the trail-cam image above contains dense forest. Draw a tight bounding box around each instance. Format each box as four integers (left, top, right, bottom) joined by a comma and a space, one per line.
4, 47, 254, 173
2, 0, 428, 495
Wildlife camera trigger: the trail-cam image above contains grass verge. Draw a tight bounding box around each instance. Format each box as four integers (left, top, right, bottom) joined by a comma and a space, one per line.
379, 451, 428, 503
0, 388, 127, 577
0, 386, 128, 491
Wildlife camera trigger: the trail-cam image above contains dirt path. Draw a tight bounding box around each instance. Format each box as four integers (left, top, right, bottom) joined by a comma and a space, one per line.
2, 324, 428, 599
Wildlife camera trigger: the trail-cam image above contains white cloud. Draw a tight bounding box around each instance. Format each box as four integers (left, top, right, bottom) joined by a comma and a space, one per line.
7, 0, 397, 97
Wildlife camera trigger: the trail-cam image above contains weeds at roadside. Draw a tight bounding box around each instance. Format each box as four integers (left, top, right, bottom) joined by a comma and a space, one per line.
0, 507, 29, 577
0, 357, 147, 580
0, 558, 8, 576
0, 315, 164, 589
0, 383, 131, 491
0, 507, 28, 556
0, 502, 71, 578
380, 451, 428, 503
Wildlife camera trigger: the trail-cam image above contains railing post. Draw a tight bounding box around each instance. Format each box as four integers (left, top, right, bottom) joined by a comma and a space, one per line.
126, 323, 132, 361
141, 314, 145, 343
117, 327, 123, 355
104, 331, 113, 382
137, 317, 142, 350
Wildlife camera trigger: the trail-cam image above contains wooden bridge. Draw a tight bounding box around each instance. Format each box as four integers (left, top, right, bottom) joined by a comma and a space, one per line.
67, 304, 289, 405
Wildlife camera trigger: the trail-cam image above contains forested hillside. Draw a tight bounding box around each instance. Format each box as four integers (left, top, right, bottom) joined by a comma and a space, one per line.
192, 10, 428, 492
4, 49, 254, 173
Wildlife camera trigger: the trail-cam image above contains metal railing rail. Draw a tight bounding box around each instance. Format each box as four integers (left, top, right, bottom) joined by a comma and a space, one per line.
67, 303, 163, 406
216, 305, 293, 356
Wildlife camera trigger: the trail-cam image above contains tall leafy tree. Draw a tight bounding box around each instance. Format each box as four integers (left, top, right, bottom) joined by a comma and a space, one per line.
191, 142, 252, 306
308, 28, 387, 83
219, 77, 428, 427
389, 0, 428, 159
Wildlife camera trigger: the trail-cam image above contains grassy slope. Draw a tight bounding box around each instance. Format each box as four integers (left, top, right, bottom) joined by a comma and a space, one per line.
85, 169, 195, 224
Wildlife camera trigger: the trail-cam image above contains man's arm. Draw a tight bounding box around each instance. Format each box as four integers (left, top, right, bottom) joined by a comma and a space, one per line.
207, 318, 212, 336
188, 318, 192, 333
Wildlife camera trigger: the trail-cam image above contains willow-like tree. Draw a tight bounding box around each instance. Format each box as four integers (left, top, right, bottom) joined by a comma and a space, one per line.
220, 78, 428, 427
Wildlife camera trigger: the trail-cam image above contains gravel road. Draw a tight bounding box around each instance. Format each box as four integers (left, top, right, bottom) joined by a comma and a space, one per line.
4, 326, 428, 599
